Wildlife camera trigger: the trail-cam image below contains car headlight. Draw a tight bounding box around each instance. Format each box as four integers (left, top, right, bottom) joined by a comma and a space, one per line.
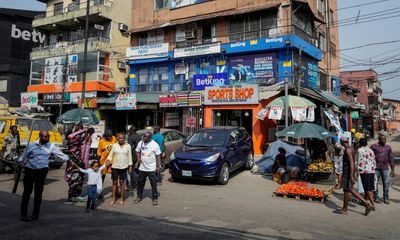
204, 153, 220, 163
170, 152, 175, 160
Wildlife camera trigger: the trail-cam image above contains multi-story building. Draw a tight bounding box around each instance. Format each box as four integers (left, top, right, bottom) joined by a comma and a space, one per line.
126, 0, 340, 154
340, 69, 384, 138
383, 98, 400, 133
26, 0, 132, 124
0, 8, 44, 107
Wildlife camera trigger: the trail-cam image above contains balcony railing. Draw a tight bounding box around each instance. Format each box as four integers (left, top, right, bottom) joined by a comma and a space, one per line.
34, 0, 113, 20
32, 37, 110, 52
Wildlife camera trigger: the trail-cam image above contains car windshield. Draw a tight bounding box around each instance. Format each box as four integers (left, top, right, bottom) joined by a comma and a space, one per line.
186, 131, 228, 147
16, 119, 54, 132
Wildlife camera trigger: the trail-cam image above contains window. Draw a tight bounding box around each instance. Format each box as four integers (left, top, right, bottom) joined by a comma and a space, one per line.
202, 23, 215, 43
155, 0, 168, 10
54, 2, 64, 16
329, 41, 336, 57
137, 68, 150, 85
139, 30, 164, 46
170, 131, 185, 141
229, 11, 277, 42
153, 66, 169, 92
329, 9, 335, 27
319, 33, 326, 52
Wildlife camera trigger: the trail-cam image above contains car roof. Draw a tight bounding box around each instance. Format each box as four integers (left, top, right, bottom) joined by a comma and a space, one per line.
137, 128, 182, 134
198, 126, 244, 132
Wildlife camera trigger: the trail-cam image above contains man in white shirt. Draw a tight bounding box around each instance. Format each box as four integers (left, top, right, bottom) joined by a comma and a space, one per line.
107, 133, 132, 204
134, 131, 161, 206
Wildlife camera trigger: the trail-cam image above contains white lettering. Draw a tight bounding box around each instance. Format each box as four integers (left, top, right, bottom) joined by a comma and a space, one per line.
230, 42, 246, 48
10, 24, 45, 44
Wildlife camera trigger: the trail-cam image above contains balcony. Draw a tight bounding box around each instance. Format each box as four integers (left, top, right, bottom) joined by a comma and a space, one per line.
30, 37, 111, 60
33, 0, 113, 30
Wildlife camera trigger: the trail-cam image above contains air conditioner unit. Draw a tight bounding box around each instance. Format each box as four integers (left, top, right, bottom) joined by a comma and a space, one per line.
118, 23, 129, 32
117, 61, 126, 70
185, 30, 196, 39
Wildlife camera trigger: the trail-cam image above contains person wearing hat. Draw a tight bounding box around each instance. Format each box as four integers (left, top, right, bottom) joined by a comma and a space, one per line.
336, 135, 372, 215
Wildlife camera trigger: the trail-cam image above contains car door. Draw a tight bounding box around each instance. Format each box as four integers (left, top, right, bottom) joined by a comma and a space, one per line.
166, 131, 185, 163
236, 129, 249, 166
226, 130, 241, 170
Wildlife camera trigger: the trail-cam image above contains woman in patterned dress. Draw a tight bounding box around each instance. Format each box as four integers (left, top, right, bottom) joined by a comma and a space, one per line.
356, 138, 376, 210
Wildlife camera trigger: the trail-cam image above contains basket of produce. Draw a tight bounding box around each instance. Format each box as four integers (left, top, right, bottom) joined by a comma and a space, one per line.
305, 159, 333, 181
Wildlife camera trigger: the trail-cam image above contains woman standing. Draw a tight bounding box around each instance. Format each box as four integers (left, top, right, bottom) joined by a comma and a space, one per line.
356, 138, 376, 210
107, 133, 132, 204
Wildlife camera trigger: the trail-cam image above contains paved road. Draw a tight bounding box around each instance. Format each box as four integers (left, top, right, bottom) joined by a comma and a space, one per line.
1, 164, 400, 240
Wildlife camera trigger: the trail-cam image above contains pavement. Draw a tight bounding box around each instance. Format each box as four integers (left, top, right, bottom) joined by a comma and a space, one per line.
0, 136, 400, 240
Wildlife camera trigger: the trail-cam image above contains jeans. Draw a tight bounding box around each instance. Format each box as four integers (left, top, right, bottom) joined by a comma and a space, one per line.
374, 169, 390, 200
137, 170, 158, 200
87, 185, 97, 209
20, 167, 48, 217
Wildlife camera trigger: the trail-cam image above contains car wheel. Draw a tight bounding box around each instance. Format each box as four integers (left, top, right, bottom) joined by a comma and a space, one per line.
170, 174, 179, 182
217, 163, 230, 185
159, 158, 166, 172
244, 151, 255, 170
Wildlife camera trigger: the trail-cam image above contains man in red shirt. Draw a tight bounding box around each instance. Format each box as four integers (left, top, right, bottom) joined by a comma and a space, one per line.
370, 134, 395, 204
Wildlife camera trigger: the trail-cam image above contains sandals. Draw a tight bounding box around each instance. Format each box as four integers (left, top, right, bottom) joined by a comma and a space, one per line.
133, 198, 142, 204
333, 209, 348, 215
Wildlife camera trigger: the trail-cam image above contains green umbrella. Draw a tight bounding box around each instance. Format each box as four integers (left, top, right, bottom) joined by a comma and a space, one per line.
276, 122, 333, 139
267, 95, 316, 108
58, 109, 99, 125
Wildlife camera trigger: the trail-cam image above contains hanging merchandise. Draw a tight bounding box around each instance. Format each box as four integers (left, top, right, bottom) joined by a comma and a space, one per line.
291, 107, 307, 122
256, 108, 269, 120
268, 106, 283, 120
307, 107, 315, 122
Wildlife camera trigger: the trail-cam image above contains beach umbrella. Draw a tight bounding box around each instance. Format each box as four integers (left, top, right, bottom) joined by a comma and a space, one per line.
267, 95, 316, 108
58, 109, 99, 125
276, 122, 333, 139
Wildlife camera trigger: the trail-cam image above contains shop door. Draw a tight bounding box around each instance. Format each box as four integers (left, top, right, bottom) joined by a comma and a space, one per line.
241, 110, 252, 136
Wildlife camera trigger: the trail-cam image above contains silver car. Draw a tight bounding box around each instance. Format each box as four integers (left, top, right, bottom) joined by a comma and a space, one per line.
137, 128, 186, 171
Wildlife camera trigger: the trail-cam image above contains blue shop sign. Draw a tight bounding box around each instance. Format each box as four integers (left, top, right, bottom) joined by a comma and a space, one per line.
193, 73, 228, 90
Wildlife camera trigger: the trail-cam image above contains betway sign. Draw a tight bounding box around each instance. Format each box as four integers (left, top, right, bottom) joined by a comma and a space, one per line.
11, 24, 45, 44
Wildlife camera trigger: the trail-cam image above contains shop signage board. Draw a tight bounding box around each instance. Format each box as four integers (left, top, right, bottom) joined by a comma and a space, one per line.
204, 84, 259, 105
186, 116, 197, 127
165, 112, 180, 127
116, 93, 137, 110
193, 73, 227, 90
67, 54, 78, 83
160, 93, 202, 107
43, 92, 70, 104
44, 56, 65, 84
126, 43, 169, 60
0, 80, 7, 92
70, 92, 97, 104
174, 42, 221, 58
21, 92, 38, 109
79, 98, 97, 109
228, 53, 277, 86
175, 63, 188, 75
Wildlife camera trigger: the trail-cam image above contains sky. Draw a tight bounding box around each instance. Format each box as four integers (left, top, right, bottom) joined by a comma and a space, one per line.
0, 0, 399, 99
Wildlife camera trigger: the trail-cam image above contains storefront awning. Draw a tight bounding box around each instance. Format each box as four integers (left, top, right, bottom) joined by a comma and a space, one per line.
319, 91, 349, 108
259, 91, 280, 101
136, 93, 160, 103
129, 3, 281, 33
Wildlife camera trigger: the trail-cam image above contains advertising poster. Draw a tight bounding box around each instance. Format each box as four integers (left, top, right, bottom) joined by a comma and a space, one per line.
268, 106, 283, 120
193, 73, 227, 90
44, 56, 65, 84
68, 54, 78, 83
228, 53, 276, 86
168, 0, 211, 9
165, 112, 180, 127
116, 93, 137, 110
291, 107, 307, 122
21, 92, 38, 109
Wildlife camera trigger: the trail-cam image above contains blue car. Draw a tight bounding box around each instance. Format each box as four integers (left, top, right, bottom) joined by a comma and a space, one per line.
169, 127, 254, 184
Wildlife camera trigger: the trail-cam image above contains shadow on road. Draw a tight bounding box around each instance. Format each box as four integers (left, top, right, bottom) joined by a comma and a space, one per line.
0, 191, 289, 240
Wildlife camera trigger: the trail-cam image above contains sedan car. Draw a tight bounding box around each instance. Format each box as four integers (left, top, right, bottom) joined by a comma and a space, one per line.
137, 128, 186, 171
169, 127, 254, 185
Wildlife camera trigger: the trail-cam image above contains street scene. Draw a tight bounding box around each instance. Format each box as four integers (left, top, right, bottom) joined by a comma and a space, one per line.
0, 0, 400, 239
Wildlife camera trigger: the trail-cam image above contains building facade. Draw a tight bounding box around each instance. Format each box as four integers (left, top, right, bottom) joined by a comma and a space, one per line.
26, 0, 132, 124
126, 0, 340, 154
383, 98, 400, 133
340, 69, 384, 138
0, 8, 44, 107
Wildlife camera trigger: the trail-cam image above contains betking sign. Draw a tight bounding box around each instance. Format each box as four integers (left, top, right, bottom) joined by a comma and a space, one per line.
11, 24, 45, 44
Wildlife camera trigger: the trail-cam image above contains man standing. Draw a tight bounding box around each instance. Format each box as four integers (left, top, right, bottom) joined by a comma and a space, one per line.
371, 134, 395, 204
127, 126, 141, 190
107, 133, 132, 204
336, 136, 372, 216
134, 132, 161, 206
152, 126, 165, 185
0, 125, 20, 173
19, 131, 69, 221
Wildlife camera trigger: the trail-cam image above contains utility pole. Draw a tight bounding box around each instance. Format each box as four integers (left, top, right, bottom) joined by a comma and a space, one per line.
59, 53, 68, 117
81, 0, 90, 110
297, 46, 302, 96
285, 76, 289, 128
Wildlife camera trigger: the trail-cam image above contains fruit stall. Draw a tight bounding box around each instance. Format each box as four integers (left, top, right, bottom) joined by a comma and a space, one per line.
273, 181, 333, 203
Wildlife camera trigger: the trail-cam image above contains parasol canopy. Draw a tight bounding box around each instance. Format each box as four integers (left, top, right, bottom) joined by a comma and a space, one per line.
267, 95, 316, 108
276, 122, 333, 139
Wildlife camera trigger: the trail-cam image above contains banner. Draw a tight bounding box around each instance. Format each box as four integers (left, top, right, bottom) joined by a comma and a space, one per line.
204, 84, 259, 105
256, 108, 269, 120
307, 107, 315, 122
43, 93, 70, 104
160, 93, 201, 107
193, 73, 227, 90
291, 107, 306, 121
324, 111, 344, 134
268, 106, 283, 120
21, 92, 38, 109
186, 116, 197, 127
44, 56, 65, 84
116, 93, 137, 110
70, 92, 97, 104
228, 53, 277, 86
126, 43, 169, 60
174, 42, 221, 58
168, 0, 212, 9
67, 54, 78, 83
78, 98, 97, 109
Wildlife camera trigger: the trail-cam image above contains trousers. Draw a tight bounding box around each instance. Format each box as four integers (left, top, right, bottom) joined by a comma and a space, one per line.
20, 167, 48, 217
137, 170, 158, 199
374, 169, 390, 200
87, 185, 97, 209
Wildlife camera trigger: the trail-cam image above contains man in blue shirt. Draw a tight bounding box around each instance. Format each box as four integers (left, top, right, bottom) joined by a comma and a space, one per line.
152, 126, 165, 185
18, 131, 69, 221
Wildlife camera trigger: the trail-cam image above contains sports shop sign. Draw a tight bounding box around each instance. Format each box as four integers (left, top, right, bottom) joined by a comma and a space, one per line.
204, 84, 259, 105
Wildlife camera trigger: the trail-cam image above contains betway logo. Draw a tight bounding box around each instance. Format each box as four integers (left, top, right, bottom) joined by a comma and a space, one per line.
11, 24, 45, 44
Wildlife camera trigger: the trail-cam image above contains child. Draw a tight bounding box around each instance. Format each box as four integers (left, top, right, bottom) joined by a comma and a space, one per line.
73, 160, 110, 212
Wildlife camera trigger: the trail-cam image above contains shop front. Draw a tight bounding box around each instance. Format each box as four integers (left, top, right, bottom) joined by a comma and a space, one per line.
203, 84, 267, 155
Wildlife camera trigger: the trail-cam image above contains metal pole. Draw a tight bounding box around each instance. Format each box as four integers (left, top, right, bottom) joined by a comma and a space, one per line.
285, 77, 289, 128
59, 53, 68, 117
81, 0, 90, 110
297, 46, 302, 97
